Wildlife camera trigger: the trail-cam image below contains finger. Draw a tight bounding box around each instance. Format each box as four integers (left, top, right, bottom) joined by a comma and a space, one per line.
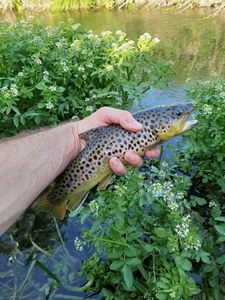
124, 150, 143, 167
145, 148, 161, 159
109, 157, 127, 176
97, 107, 143, 132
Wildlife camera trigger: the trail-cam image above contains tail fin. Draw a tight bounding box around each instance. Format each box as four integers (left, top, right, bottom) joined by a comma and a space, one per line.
32, 194, 67, 220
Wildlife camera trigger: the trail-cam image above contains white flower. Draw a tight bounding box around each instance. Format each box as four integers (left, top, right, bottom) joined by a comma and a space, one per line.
32, 55, 42, 65
48, 86, 57, 92
74, 237, 84, 251
209, 200, 217, 208
10, 84, 19, 97
61, 61, 69, 72
176, 192, 185, 201
85, 97, 90, 102
220, 92, 225, 99
140, 32, 152, 40
105, 64, 113, 72
56, 41, 62, 48
101, 30, 112, 37
89, 199, 99, 216
1, 86, 8, 92
152, 37, 160, 43
43, 70, 49, 81
18, 71, 24, 77
71, 23, 81, 30
168, 201, 179, 211
119, 40, 135, 50
70, 39, 80, 49
116, 30, 126, 39
78, 66, 85, 72
175, 223, 189, 238
184, 239, 201, 251
87, 33, 94, 39
86, 106, 94, 112
45, 101, 54, 109
115, 185, 127, 197
202, 104, 213, 116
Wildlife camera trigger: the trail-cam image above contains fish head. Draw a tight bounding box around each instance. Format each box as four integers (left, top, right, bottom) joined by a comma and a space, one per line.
154, 103, 198, 141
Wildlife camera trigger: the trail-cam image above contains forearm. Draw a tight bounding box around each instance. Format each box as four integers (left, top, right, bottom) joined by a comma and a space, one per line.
0, 122, 78, 235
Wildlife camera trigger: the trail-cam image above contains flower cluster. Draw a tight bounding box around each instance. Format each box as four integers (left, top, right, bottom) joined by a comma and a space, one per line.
71, 23, 81, 31
74, 237, 85, 252
175, 215, 191, 238
0, 84, 19, 99
184, 239, 201, 251
89, 199, 99, 217
45, 101, 54, 110
137, 32, 160, 53
114, 184, 128, 197
32, 54, 42, 65
202, 104, 213, 116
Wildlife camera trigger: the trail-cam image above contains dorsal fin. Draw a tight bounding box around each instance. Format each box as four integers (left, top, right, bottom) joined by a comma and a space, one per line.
80, 127, 104, 146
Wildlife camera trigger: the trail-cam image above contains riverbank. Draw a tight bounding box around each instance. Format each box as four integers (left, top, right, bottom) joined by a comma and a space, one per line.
0, 0, 225, 12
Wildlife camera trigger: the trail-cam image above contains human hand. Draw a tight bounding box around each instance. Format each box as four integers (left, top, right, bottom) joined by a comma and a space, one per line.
75, 107, 160, 175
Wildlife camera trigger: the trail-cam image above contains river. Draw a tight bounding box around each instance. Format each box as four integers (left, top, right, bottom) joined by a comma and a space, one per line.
0, 8, 225, 299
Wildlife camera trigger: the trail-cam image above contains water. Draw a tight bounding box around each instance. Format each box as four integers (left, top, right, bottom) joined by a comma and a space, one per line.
0, 9, 225, 299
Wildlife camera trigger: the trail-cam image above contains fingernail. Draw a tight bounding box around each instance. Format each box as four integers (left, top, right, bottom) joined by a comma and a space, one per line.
129, 152, 136, 162
129, 119, 143, 129
111, 157, 119, 166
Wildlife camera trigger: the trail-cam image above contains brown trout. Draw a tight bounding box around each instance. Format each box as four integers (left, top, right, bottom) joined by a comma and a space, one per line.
32, 103, 197, 219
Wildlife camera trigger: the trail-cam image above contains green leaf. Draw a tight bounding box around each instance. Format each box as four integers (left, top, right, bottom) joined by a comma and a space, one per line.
125, 246, 140, 257
143, 244, 154, 253
35, 81, 45, 90
216, 255, 225, 265
215, 216, 225, 222
181, 258, 192, 271
110, 260, 124, 271
35, 259, 61, 285
200, 251, 211, 264
126, 258, 141, 267
121, 264, 133, 289
154, 228, 167, 238
215, 224, 225, 235
13, 115, 19, 127
37, 103, 46, 109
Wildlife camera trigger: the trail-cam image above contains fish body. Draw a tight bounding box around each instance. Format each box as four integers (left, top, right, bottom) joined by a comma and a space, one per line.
32, 103, 197, 219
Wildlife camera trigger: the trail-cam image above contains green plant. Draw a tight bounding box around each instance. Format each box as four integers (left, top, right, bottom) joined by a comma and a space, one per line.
174, 79, 225, 298
178, 80, 225, 197
0, 21, 167, 137
75, 163, 208, 299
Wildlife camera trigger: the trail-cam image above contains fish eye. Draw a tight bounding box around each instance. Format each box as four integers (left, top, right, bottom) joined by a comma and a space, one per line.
176, 112, 182, 117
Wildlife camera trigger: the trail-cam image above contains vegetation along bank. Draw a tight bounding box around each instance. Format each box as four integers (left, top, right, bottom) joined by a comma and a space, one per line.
0, 0, 225, 11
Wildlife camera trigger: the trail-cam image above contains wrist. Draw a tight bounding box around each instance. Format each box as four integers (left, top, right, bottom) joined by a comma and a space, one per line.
56, 122, 81, 173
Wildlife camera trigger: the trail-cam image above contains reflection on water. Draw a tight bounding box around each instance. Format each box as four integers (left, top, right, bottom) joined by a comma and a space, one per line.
1, 9, 225, 82
0, 9, 225, 299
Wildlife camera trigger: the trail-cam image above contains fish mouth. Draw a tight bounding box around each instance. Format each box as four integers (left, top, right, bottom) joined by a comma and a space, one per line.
180, 113, 198, 133
182, 119, 198, 132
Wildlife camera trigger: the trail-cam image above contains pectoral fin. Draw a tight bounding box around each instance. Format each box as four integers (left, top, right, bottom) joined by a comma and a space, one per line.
67, 190, 89, 212
97, 174, 113, 191
32, 194, 67, 220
